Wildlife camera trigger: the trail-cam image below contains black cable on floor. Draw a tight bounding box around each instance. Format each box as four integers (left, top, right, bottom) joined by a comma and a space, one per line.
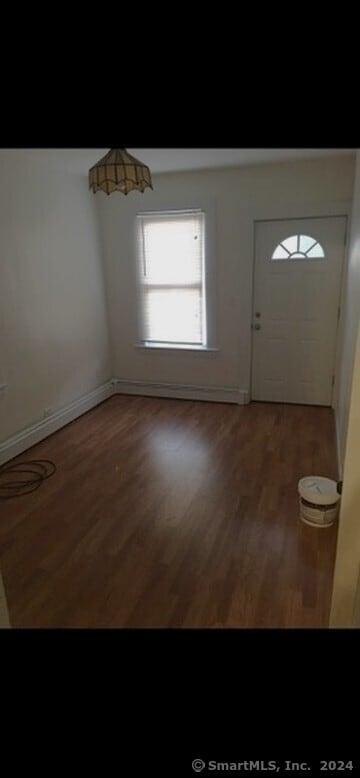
0, 460, 56, 499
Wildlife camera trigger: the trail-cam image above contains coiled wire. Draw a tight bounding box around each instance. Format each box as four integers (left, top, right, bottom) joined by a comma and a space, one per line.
0, 460, 56, 499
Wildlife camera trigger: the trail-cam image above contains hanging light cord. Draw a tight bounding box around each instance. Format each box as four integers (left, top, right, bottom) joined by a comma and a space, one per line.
0, 460, 56, 499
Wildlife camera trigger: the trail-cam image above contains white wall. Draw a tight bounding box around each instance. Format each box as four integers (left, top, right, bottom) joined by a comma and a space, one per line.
335, 151, 360, 470
331, 319, 360, 626
96, 156, 354, 396
330, 151, 360, 627
0, 151, 111, 444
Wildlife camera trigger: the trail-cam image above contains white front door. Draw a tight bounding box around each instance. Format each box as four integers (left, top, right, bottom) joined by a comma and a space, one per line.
251, 216, 346, 405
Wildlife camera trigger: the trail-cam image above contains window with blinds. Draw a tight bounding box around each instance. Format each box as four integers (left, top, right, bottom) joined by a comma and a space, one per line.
136, 210, 206, 347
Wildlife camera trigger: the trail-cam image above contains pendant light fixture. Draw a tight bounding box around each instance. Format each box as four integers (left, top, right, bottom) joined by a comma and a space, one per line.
89, 148, 153, 196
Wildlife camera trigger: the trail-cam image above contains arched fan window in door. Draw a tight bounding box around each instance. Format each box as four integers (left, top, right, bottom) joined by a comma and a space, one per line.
271, 234, 325, 261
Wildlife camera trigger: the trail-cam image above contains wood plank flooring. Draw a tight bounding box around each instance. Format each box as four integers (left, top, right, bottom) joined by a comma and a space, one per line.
0, 396, 338, 627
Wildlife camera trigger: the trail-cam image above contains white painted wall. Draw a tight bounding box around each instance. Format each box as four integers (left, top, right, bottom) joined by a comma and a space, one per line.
331, 319, 360, 626
334, 152, 360, 470
96, 156, 354, 396
0, 151, 111, 443
330, 151, 360, 627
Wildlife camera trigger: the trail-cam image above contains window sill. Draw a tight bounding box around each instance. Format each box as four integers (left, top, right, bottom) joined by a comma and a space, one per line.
135, 343, 218, 353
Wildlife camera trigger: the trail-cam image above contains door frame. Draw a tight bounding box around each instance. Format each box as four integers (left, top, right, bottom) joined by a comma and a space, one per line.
249, 210, 349, 407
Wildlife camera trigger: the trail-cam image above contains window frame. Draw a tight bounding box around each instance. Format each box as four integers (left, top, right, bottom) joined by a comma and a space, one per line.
134, 203, 216, 352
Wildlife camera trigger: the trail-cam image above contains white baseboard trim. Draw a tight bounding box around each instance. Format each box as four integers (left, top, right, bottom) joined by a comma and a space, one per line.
0, 381, 113, 466
334, 409, 343, 479
111, 378, 249, 405
0, 378, 249, 466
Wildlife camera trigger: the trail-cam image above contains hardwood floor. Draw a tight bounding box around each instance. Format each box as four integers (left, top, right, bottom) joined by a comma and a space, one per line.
0, 396, 338, 628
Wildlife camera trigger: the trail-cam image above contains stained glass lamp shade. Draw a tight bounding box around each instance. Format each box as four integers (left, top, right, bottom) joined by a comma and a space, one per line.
89, 148, 153, 195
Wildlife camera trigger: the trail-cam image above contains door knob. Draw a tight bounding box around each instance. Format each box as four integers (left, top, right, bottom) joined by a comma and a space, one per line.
253, 323, 261, 330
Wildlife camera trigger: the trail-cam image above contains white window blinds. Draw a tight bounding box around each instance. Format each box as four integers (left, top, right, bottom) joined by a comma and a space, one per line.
136, 210, 205, 346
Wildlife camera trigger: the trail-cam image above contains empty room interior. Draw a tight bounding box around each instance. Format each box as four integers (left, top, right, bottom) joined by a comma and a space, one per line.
1, 147, 360, 629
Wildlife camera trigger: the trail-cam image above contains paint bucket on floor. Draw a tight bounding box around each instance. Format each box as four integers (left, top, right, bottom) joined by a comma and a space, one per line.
298, 476, 340, 528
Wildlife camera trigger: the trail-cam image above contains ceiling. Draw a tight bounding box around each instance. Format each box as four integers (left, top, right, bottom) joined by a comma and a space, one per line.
124, 148, 356, 174
3, 148, 355, 174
